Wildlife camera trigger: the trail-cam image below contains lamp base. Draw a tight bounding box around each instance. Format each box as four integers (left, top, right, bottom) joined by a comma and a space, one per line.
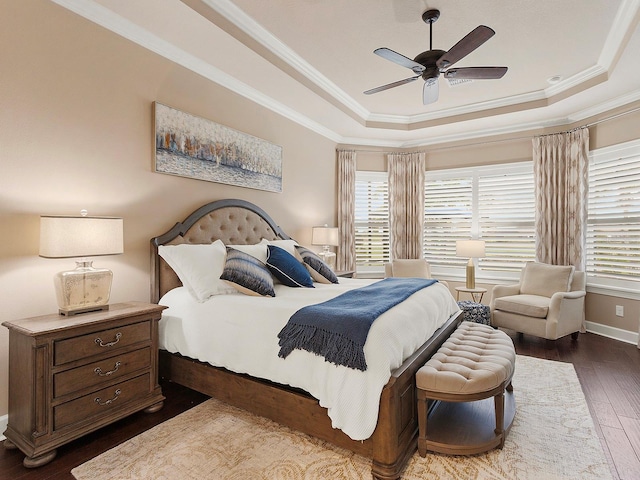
318, 250, 336, 271
54, 260, 113, 316
465, 260, 476, 289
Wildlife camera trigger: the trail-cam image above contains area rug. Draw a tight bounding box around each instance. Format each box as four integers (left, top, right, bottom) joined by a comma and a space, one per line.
72, 356, 612, 480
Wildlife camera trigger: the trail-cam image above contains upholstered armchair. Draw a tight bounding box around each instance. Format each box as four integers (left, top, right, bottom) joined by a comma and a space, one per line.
384, 259, 449, 289
490, 262, 586, 341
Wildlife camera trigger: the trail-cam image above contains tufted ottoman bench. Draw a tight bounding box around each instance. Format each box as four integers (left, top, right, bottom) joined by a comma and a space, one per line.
416, 321, 516, 456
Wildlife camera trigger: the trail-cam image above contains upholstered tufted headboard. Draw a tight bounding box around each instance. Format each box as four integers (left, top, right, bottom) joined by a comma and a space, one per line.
150, 199, 290, 303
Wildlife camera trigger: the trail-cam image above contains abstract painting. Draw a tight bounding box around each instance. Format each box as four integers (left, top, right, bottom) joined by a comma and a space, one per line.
154, 102, 282, 193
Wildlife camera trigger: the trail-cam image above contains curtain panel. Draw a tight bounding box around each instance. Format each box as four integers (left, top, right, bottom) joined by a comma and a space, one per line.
337, 150, 356, 271
532, 128, 589, 270
387, 152, 425, 260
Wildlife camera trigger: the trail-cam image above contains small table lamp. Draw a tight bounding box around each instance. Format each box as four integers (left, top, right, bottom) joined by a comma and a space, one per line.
40, 212, 124, 316
312, 225, 339, 270
456, 239, 486, 289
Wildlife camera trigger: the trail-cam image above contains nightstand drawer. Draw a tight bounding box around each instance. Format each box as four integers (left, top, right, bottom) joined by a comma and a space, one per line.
54, 374, 151, 430
54, 347, 151, 398
54, 321, 150, 365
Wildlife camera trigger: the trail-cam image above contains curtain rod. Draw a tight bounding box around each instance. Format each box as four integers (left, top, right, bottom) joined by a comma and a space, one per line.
338, 105, 640, 154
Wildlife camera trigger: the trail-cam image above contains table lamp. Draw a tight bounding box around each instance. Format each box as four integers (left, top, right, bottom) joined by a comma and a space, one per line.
311, 225, 339, 270
40, 211, 124, 316
456, 239, 485, 289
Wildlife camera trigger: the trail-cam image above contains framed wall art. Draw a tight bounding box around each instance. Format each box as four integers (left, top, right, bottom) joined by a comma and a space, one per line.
154, 102, 283, 193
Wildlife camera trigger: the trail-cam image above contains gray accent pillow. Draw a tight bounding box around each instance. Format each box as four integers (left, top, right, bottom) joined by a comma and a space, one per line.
295, 246, 339, 284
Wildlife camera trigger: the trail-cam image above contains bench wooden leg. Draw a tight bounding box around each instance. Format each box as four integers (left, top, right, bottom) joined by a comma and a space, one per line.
494, 388, 505, 439
417, 391, 428, 457
493, 388, 505, 448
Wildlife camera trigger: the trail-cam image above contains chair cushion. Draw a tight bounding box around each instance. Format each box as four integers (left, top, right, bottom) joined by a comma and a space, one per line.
494, 294, 550, 318
391, 259, 431, 278
520, 262, 574, 298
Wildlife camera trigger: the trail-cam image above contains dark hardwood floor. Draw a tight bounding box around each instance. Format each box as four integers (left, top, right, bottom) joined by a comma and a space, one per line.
1, 332, 639, 479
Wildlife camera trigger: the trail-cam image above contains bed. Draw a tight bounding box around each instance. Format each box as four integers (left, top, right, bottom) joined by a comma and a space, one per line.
151, 199, 463, 480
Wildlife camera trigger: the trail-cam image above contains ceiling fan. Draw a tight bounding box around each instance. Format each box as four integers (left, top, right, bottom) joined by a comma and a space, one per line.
364, 9, 508, 105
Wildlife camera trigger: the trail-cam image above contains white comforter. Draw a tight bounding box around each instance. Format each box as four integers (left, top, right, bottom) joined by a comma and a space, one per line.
158, 278, 460, 440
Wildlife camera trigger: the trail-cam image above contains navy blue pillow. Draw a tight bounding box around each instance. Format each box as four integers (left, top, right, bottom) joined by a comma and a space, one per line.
266, 245, 314, 288
221, 247, 275, 297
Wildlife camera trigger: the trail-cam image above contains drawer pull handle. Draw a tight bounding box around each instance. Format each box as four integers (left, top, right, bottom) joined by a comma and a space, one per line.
94, 389, 121, 406
94, 361, 121, 377
95, 332, 122, 348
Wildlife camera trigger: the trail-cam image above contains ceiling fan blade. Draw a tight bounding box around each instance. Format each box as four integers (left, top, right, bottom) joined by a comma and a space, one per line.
374, 48, 425, 74
423, 78, 439, 105
444, 66, 508, 79
364, 75, 421, 95
436, 25, 495, 69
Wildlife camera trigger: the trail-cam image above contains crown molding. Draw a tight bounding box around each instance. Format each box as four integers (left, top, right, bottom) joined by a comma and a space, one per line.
50, 0, 640, 150
193, 0, 638, 129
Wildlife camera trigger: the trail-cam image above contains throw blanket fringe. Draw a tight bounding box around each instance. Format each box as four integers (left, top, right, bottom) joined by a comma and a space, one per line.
278, 278, 437, 371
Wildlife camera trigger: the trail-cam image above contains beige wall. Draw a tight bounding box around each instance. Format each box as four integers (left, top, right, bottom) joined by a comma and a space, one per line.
0, 1, 337, 417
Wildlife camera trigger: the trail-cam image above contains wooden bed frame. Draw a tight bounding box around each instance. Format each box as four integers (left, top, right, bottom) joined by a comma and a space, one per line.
150, 199, 462, 480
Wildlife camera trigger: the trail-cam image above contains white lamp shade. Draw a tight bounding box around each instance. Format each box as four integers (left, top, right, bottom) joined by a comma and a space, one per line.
456, 239, 486, 258
40, 216, 124, 258
312, 226, 339, 246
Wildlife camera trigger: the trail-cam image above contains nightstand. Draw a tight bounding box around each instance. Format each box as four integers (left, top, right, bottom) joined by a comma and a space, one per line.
2, 302, 166, 468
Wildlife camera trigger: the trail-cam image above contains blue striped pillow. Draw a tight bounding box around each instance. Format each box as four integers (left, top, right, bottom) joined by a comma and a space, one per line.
221, 247, 275, 297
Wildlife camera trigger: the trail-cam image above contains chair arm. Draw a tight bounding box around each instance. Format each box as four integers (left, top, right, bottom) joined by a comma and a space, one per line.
546, 290, 586, 338
490, 284, 521, 309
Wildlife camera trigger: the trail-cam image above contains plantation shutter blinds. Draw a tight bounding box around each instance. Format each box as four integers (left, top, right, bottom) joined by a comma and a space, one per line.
587, 153, 640, 280
424, 163, 536, 273
478, 164, 536, 273
423, 175, 472, 268
354, 171, 390, 268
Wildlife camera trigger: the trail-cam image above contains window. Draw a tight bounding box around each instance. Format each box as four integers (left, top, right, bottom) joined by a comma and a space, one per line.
424, 163, 536, 279
354, 171, 390, 273
423, 175, 472, 267
587, 139, 640, 293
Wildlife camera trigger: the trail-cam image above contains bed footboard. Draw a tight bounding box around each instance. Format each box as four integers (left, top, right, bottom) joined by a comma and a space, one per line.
159, 310, 462, 480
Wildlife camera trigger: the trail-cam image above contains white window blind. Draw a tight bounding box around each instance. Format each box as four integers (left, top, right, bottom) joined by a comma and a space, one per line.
478, 164, 536, 273
354, 171, 390, 269
423, 176, 472, 267
425, 163, 536, 276
587, 141, 640, 284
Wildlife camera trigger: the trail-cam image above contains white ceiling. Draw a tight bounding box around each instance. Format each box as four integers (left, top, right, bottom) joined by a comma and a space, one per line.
53, 0, 640, 147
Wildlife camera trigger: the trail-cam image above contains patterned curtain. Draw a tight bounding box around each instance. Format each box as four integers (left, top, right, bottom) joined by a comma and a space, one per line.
336, 150, 356, 271
388, 152, 425, 260
532, 128, 589, 270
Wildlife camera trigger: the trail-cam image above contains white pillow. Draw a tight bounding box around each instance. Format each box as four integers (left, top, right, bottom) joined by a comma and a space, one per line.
158, 240, 236, 302
260, 238, 299, 257
227, 243, 269, 264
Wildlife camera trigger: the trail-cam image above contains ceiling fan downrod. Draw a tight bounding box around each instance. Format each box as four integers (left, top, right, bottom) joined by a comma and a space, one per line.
422, 9, 440, 51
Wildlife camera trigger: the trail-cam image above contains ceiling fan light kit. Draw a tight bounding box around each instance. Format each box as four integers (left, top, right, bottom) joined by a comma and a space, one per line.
364, 9, 508, 105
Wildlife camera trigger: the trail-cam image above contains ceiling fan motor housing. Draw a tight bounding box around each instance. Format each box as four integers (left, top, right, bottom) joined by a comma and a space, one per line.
414, 49, 445, 79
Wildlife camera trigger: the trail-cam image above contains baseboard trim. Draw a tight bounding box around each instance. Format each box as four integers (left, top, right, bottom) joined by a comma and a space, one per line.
0, 414, 7, 441
586, 321, 639, 346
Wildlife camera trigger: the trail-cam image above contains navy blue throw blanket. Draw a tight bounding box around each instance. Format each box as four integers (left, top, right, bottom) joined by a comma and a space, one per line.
277, 278, 437, 371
